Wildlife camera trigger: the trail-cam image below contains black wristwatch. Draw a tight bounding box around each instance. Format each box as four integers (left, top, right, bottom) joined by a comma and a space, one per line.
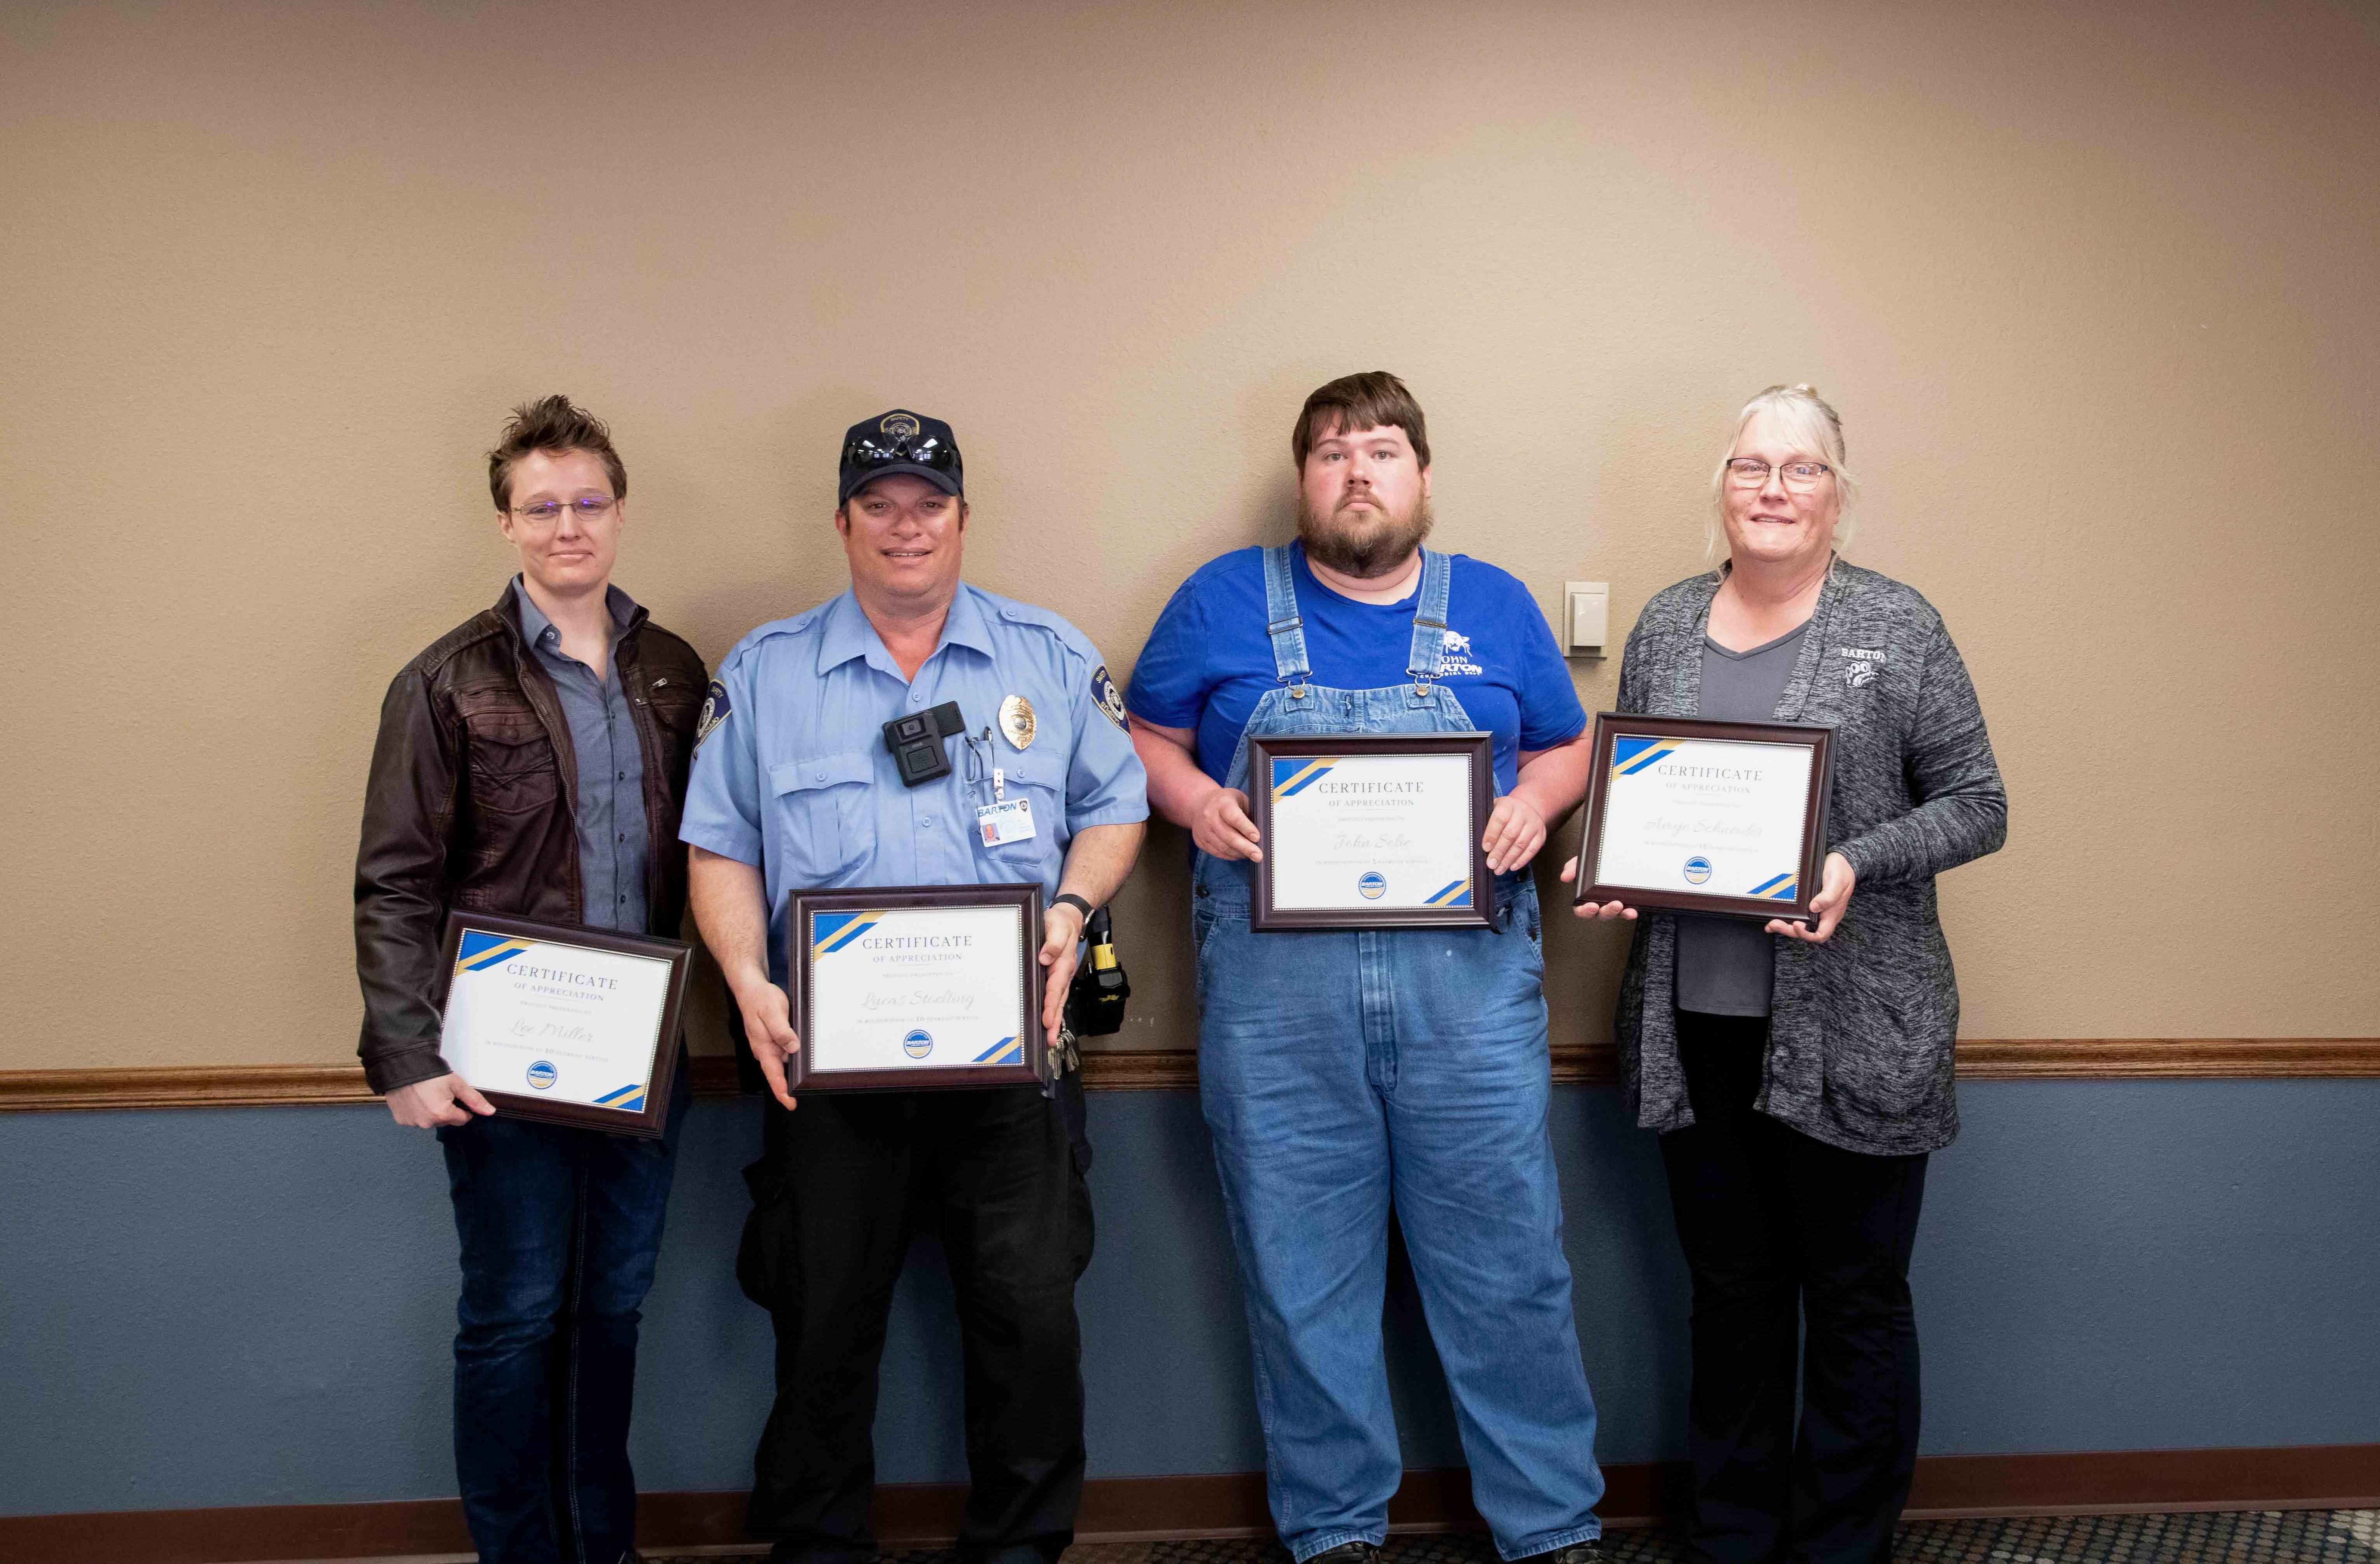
1051, 893, 1095, 926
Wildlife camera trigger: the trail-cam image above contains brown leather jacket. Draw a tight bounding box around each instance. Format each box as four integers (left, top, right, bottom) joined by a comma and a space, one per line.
353, 585, 708, 1093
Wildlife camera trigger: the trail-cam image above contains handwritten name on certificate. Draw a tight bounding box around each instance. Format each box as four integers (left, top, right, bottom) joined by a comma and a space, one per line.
1268, 752, 1478, 911
807, 905, 1028, 1071
443, 933, 673, 1114
1594, 736, 1813, 902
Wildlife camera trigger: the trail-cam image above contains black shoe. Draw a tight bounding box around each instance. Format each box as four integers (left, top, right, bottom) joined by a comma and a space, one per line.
1306, 1544, 1383, 1564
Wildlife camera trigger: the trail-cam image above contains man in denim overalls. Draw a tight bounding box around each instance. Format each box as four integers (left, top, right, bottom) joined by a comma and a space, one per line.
1127, 373, 1607, 1564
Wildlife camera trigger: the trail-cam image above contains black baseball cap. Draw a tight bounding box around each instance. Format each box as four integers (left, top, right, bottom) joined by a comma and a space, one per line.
838, 409, 964, 503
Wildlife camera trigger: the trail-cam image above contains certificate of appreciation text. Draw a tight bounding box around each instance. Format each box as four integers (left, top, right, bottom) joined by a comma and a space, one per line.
441, 927, 677, 1124
1594, 735, 1815, 905
1267, 751, 1480, 912
1249, 733, 1495, 931
805, 903, 1029, 1074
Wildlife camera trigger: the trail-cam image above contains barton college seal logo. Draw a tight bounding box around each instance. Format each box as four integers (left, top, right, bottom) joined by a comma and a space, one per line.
1683, 856, 1713, 885
902, 1029, 934, 1059
526, 1060, 558, 1089
1358, 871, 1388, 900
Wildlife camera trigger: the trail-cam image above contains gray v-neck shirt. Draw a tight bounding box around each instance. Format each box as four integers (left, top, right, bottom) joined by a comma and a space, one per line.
1675, 620, 1808, 1017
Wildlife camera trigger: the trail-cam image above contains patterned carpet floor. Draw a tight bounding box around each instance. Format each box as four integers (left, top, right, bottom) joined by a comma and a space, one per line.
647, 1510, 2380, 1563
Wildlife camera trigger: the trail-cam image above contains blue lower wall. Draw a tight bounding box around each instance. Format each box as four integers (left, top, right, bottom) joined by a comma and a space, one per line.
4, 1081, 2377, 1517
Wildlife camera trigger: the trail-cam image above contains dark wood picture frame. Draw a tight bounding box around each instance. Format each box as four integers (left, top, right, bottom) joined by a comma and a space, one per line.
432, 912, 690, 1138
789, 883, 1049, 1092
1248, 731, 1497, 932
1573, 712, 1834, 922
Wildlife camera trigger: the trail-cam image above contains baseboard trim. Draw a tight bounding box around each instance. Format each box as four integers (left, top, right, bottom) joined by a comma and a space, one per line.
1898, 1443, 2380, 1519
6, 1037, 2379, 1112
4, 1446, 2373, 1563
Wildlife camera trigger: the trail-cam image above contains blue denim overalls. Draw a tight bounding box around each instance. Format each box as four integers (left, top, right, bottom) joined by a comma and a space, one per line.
1191, 545, 1606, 1561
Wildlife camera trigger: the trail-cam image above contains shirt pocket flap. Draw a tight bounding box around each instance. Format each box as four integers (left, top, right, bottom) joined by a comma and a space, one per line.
769, 750, 876, 796
996, 750, 1064, 794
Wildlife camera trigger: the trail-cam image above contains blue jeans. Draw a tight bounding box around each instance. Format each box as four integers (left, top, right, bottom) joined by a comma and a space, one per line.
438, 1067, 691, 1564
1194, 867, 1605, 1561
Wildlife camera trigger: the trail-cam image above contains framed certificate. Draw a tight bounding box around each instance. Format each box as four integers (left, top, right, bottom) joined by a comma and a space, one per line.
1248, 732, 1495, 932
434, 913, 690, 1138
1574, 713, 1834, 921
789, 884, 1049, 1091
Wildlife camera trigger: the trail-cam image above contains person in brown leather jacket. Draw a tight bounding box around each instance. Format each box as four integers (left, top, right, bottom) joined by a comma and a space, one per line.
352, 395, 705, 1564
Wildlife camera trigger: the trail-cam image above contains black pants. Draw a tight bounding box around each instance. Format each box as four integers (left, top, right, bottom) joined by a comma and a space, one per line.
1659, 1011, 1928, 1564
737, 1083, 1095, 1564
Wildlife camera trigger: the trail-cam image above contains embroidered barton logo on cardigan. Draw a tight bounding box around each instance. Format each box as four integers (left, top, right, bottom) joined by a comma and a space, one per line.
1836, 646, 1885, 687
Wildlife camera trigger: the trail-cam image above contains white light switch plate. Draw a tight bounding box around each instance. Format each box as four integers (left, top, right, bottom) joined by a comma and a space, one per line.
1565, 580, 1609, 658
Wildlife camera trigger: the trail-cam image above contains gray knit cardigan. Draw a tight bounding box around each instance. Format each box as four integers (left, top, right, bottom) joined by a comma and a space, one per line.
1612, 560, 2008, 1154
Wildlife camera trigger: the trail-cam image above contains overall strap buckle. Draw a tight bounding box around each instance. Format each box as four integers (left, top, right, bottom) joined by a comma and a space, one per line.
1403, 549, 1456, 687
1410, 614, 1447, 697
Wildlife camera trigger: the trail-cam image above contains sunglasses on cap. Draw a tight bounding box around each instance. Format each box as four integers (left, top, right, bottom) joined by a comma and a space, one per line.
837, 409, 964, 502
841, 431, 959, 474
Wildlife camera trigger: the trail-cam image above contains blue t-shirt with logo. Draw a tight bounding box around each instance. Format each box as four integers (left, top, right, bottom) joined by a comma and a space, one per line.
1126, 544, 1586, 792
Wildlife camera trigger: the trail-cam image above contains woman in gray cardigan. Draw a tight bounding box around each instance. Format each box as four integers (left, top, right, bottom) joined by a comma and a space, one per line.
1565, 385, 2006, 1564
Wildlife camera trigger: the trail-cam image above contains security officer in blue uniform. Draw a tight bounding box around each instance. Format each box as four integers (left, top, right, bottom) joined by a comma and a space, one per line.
682, 410, 1147, 1564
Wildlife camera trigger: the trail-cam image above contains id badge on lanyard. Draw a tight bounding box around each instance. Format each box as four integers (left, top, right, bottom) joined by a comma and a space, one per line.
975, 764, 1038, 846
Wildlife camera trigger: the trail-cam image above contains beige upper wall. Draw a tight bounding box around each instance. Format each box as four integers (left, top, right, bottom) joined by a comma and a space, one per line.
3, 0, 2375, 1072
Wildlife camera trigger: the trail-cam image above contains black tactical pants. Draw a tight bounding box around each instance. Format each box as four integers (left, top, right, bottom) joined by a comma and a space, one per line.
738, 1083, 1094, 1564
1660, 1010, 1929, 1564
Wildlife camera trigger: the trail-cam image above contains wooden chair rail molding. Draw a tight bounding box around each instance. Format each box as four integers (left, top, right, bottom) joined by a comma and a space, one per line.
3, 1038, 2377, 1111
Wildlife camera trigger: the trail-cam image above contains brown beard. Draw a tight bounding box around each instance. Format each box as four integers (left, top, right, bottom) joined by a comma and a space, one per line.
1297, 490, 1435, 579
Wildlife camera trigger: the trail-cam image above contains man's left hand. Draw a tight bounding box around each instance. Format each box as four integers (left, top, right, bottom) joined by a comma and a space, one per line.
1481, 794, 1548, 874
1038, 900, 1085, 1048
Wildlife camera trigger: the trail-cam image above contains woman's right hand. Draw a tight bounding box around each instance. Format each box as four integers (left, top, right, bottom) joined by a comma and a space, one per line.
1191, 785, 1264, 861
1558, 855, 1637, 920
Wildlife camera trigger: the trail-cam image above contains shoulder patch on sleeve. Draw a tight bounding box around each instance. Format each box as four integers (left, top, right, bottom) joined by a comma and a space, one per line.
696, 679, 732, 747
1090, 665, 1129, 730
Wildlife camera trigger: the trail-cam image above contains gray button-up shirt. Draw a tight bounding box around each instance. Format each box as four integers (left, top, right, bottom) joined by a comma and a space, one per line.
513, 577, 649, 934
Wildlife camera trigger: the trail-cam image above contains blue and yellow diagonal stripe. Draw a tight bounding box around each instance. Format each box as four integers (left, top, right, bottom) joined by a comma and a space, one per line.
812, 911, 884, 957
1610, 736, 1679, 780
455, 931, 535, 975
1749, 873, 1798, 900
973, 1035, 1023, 1065
593, 1082, 648, 1112
1271, 757, 1337, 798
1423, 878, 1472, 907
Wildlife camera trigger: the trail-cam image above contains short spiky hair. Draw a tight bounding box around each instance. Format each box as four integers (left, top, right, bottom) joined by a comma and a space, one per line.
1290, 371, 1431, 471
487, 394, 628, 511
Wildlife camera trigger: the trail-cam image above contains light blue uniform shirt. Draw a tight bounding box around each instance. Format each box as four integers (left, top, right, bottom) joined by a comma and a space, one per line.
680, 583, 1148, 989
